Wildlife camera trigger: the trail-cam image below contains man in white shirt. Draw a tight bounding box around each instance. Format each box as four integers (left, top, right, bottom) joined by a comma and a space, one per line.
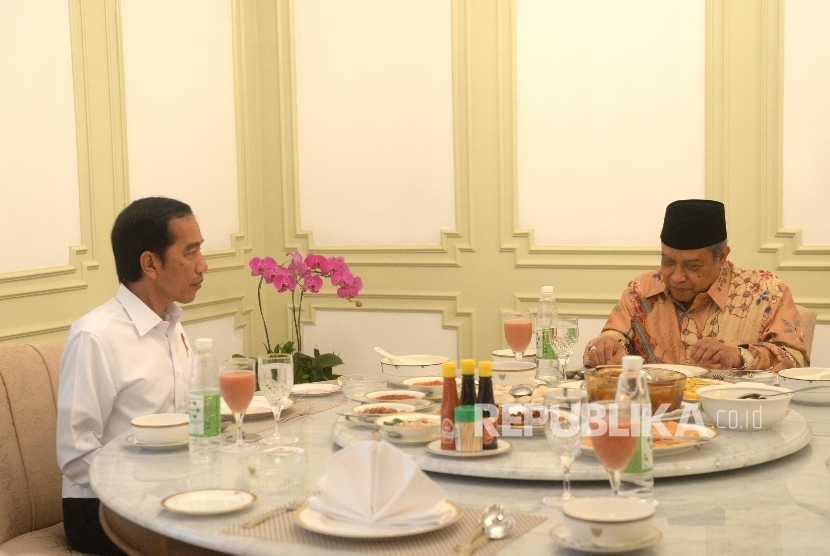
57, 197, 207, 555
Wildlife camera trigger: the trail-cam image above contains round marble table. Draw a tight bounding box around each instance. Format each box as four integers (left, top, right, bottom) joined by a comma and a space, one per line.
90, 402, 830, 555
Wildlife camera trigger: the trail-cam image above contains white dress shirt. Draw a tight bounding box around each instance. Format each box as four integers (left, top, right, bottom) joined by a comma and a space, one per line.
57, 285, 192, 498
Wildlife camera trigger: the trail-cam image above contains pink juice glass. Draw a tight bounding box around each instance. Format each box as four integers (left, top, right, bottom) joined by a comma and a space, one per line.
219, 359, 258, 454
588, 400, 638, 496
504, 311, 533, 360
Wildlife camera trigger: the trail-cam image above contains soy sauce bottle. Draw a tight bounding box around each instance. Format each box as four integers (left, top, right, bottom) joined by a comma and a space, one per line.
459, 359, 477, 406
440, 361, 460, 451
476, 361, 498, 450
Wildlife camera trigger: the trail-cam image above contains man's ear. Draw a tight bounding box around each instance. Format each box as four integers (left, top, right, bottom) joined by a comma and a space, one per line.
719, 245, 731, 265
139, 251, 160, 280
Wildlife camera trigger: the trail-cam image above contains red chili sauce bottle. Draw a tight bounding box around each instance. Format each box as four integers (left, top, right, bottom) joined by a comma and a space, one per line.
440, 361, 459, 450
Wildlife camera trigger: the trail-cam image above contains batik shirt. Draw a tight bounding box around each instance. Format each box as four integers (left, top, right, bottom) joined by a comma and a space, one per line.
586, 261, 807, 371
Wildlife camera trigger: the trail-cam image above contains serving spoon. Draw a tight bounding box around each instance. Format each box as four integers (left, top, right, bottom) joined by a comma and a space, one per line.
738, 385, 827, 399
373, 347, 427, 366
463, 513, 515, 556
455, 503, 503, 552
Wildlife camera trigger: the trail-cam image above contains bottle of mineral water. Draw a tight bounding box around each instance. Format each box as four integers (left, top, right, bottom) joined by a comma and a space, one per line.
535, 286, 560, 385
615, 355, 654, 503
189, 338, 221, 465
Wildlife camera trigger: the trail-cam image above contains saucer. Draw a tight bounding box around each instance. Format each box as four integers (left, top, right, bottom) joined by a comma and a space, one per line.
549, 522, 663, 553
291, 383, 340, 396
161, 489, 257, 515
123, 434, 188, 451
425, 439, 512, 457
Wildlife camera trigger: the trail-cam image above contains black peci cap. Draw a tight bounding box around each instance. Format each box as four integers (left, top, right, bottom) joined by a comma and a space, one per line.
660, 200, 727, 250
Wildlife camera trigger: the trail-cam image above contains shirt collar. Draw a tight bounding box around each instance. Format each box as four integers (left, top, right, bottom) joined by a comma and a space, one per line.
116, 284, 183, 337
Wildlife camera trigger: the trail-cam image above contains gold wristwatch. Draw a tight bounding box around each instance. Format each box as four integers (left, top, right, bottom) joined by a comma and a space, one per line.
738, 346, 753, 370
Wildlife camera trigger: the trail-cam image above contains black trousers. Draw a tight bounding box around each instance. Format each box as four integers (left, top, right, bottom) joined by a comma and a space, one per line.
62, 498, 127, 556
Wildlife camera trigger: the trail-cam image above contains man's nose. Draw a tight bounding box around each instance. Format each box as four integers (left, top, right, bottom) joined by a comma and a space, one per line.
671, 267, 687, 283
198, 254, 208, 273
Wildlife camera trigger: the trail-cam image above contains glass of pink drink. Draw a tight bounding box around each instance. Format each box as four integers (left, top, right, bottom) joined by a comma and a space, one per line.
588, 400, 638, 497
503, 311, 533, 360
219, 358, 258, 454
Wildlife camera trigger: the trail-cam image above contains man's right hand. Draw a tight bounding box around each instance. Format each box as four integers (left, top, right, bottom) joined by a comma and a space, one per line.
584, 336, 625, 367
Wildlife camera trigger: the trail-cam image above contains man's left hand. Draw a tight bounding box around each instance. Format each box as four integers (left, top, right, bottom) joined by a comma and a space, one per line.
689, 337, 742, 369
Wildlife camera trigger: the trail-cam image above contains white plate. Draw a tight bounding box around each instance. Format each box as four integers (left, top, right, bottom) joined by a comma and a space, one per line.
161, 489, 257, 515
644, 363, 708, 378
549, 522, 663, 553
370, 430, 438, 444
492, 348, 536, 358
426, 439, 512, 457
683, 379, 731, 402
291, 383, 341, 396
582, 424, 719, 458
123, 434, 188, 451
221, 395, 292, 419
294, 500, 461, 538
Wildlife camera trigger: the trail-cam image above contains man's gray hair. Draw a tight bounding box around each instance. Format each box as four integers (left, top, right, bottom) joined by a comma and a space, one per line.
707, 239, 728, 261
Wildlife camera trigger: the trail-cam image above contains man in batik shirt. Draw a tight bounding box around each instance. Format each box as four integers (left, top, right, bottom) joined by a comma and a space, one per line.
583, 199, 807, 372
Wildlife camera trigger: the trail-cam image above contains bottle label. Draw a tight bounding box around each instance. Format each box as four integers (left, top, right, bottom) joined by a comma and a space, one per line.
624, 414, 653, 474
538, 327, 557, 359
441, 418, 455, 450
189, 391, 220, 437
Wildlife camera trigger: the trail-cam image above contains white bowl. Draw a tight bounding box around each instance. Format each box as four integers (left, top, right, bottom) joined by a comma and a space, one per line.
351, 402, 413, 419
131, 413, 189, 445
562, 497, 655, 547
491, 361, 537, 387
374, 413, 440, 441
379, 355, 449, 386
402, 376, 460, 398
697, 384, 793, 431
492, 348, 536, 364
778, 367, 830, 405
363, 390, 427, 404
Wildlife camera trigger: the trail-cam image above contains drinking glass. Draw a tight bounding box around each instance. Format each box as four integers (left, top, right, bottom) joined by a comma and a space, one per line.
589, 400, 638, 496
258, 353, 298, 445
543, 387, 588, 506
219, 358, 258, 453
503, 311, 533, 361
550, 316, 579, 376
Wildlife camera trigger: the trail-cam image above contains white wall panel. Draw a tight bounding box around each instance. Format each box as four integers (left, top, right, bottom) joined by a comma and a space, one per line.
294, 0, 455, 246
121, 0, 238, 250
811, 324, 830, 368
303, 310, 458, 375
0, 0, 80, 273
517, 0, 704, 246
783, 1, 830, 245
182, 315, 243, 363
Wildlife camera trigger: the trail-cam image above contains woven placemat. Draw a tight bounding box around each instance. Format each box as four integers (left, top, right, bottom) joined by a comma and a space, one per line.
222, 506, 547, 556
227, 398, 347, 435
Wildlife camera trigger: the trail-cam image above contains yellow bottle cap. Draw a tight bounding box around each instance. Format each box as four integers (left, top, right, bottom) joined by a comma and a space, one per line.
478, 361, 492, 378
442, 361, 457, 378
461, 359, 476, 375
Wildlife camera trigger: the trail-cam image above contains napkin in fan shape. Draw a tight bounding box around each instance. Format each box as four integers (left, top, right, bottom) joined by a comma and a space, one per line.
307, 440, 452, 528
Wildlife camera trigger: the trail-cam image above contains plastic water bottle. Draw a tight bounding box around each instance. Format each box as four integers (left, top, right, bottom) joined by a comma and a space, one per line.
188, 338, 221, 465
615, 355, 654, 503
535, 286, 561, 385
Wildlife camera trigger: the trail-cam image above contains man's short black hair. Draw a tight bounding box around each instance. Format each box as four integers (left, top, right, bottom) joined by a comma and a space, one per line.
111, 197, 193, 284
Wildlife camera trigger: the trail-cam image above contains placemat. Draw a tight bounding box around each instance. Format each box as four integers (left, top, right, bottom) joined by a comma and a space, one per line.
227, 398, 347, 435
222, 506, 547, 556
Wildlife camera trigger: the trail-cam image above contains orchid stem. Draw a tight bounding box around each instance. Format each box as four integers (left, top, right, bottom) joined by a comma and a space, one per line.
257, 277, 271, 353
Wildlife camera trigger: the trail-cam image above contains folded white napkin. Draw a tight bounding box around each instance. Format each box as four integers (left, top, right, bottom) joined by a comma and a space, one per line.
308, 441, 452, 528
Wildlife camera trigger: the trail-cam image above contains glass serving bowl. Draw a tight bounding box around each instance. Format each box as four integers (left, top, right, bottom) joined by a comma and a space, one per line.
337, 374, 388, 401
584, 367, 687, 413
722, 370, 777, 385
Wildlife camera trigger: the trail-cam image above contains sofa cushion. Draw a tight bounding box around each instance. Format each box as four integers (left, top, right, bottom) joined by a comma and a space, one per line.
0, 522, 87, 555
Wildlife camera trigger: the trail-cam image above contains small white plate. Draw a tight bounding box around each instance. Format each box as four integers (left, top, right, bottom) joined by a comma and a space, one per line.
123, 434, 188, 451
582, 424, 719, 458
645, 363, 708, 378
161, 489, 257, 515
221, 395, 292, 419
492, 348, 536, 358
370, 430, 437, 444
294, 500, 461, 538
291, 383, 340, 396
426, 439, 512, 457
549, 522, 663, 553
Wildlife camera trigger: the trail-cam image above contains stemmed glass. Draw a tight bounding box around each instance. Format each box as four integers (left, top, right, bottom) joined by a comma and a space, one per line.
543, 387, 588, 506
589, 400, 638, 496
219, 358, 258, 453
550, 316, 579, 376
503, 311, 533, 361
258, 353, 298, 445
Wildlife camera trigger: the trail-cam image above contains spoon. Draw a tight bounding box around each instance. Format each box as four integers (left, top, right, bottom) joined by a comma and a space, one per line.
463, 513, 515, 556
737, 385, 827, 399
509, 384, 534, 397
454, 503, 503, 552
374, 347, 426, 366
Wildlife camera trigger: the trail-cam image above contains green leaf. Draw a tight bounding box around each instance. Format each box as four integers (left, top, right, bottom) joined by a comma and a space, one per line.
314, 353, 344, 368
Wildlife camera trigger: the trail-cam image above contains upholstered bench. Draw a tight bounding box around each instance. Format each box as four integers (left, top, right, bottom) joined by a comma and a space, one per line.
0, 341, 86, 555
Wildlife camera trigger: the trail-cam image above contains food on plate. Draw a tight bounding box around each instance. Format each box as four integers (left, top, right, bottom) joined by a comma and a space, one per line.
684, 378, 719, 400
495, 405, 544, 427
382, 417, 435, 428
356, 407, 407, 415
583, 420, 705, 449
373, 394, 418, 401
412, 379, 443, 387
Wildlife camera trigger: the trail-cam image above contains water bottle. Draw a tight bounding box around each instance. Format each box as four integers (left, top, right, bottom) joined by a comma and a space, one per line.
535, 286, 561, 385
615, 355, 654, 503
188, 338, 221, 465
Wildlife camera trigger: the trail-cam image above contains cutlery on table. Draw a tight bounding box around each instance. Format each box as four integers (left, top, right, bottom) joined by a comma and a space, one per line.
454, 504, 503, 552
241, 491, 318, 528
462, 513, 514, 555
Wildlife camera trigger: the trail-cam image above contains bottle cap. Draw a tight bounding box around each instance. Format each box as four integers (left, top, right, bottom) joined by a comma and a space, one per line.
194, 338, 212, 351
541, 286, 553, 295
454, 405, 481, 423
478, 361, 492, 378
461, 359, 476, 376
621, 355, 644, 372
442, 361, 457, 378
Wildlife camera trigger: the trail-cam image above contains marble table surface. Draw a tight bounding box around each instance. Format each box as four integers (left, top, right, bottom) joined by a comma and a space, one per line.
90, 400, 830, 555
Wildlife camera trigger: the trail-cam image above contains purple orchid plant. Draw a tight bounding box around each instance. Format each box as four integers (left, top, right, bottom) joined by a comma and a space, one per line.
248, 252, 362, 383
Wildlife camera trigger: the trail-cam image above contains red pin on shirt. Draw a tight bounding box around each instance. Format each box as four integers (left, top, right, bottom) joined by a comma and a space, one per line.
181, 333, 189, 356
